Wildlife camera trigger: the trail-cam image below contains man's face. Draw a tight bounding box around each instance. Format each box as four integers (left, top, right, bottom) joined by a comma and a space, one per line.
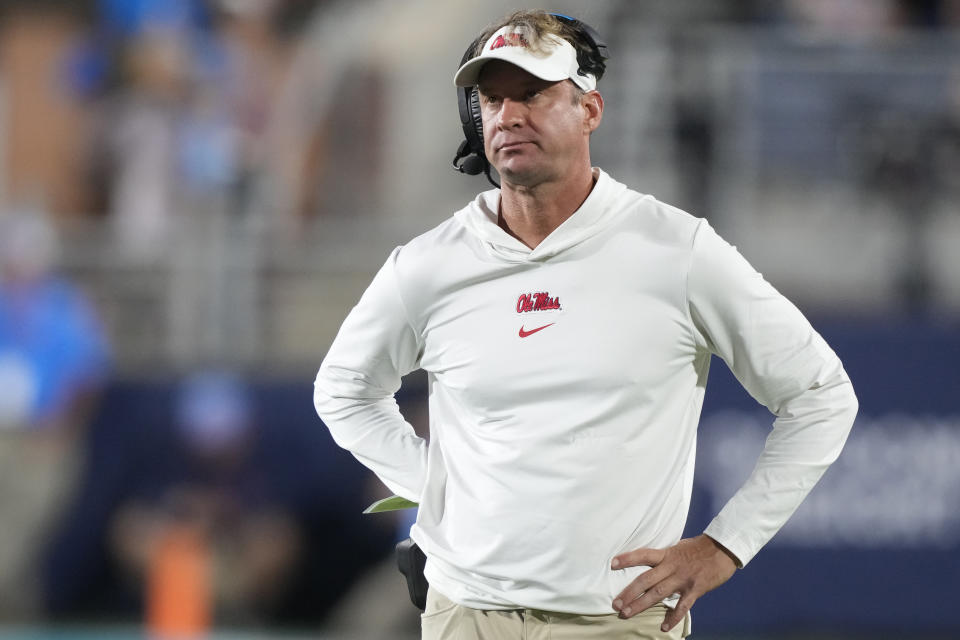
477, 61, 598, 187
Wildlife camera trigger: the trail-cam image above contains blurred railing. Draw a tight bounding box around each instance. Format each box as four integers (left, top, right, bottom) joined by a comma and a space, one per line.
59, 213, 399, 376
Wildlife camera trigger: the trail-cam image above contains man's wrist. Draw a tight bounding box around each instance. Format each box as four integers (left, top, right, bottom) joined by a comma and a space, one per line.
703, 534, 741, 569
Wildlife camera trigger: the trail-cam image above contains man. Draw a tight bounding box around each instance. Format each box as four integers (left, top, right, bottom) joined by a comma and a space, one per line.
314, 10, 857, 639
0, 210, 111, 615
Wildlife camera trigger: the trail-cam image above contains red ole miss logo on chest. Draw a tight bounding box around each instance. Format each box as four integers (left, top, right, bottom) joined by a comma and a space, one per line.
516, 292, 561, 313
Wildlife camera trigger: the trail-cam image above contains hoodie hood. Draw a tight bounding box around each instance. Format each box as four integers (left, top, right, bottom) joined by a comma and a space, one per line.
453, 168, 632, 263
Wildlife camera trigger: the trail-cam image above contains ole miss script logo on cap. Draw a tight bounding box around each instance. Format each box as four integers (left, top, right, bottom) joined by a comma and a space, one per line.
516, 291, 561, 338
489, 32, 529, 51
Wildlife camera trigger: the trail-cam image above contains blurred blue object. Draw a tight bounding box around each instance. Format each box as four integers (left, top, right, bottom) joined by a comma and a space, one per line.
175, 371, 252, 454
0, 277, 110, 426
61, 38, 111, 98
98, 0, 212, 39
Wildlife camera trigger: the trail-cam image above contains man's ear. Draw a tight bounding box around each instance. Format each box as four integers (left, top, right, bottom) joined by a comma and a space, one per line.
582, 90, 604, 134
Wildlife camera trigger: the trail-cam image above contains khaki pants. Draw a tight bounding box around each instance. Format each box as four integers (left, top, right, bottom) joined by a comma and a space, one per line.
421, 589, 692, 640
0, 430, 79, 616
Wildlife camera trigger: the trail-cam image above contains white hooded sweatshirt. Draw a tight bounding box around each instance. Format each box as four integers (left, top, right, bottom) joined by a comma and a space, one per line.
313, 169, 857, 614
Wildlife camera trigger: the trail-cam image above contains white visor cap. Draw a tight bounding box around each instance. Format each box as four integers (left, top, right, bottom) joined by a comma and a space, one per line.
454, 25, 597, 92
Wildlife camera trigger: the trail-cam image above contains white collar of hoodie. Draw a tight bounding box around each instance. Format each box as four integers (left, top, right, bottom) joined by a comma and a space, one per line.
453, 168, 630, 263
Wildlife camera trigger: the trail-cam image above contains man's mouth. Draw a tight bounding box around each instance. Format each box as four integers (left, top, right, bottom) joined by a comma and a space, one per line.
498, 141, 531, 152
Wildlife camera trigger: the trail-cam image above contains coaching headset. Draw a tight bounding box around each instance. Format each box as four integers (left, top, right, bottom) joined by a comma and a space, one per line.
451, 13, 610, 188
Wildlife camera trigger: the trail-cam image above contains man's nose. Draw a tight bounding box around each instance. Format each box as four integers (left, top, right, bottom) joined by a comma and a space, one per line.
496, 98, 525, 129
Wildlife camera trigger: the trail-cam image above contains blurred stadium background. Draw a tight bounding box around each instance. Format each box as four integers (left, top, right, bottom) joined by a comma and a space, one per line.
0, 0, 957, 638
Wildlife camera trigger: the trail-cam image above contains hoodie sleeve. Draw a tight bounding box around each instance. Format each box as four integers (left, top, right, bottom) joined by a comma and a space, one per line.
687, 221, 858, 567
313, 247, 427, 502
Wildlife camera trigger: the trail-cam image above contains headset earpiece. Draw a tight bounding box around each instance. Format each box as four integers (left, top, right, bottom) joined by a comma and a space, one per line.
453, 36, 496, 184
454, 85, 492, 180
468, 87, 483, 144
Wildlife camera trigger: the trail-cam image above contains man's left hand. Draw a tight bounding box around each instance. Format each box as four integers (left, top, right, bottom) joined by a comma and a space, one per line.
610, 534, 738, 631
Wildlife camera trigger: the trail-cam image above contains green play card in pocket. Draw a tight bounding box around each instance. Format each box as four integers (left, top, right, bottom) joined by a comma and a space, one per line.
363, 495, 419, 514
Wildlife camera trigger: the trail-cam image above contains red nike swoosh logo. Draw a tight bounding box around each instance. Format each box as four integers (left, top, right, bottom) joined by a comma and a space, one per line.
519, 323, 554, 338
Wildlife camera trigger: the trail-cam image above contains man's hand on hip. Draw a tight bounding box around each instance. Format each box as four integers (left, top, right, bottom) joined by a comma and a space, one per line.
610, 534, 738, 631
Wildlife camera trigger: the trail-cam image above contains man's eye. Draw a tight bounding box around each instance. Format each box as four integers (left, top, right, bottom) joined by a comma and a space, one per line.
524, 90, 541, 101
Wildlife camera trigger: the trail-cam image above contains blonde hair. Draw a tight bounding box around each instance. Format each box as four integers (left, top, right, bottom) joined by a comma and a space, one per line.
471, 10, 583, 59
